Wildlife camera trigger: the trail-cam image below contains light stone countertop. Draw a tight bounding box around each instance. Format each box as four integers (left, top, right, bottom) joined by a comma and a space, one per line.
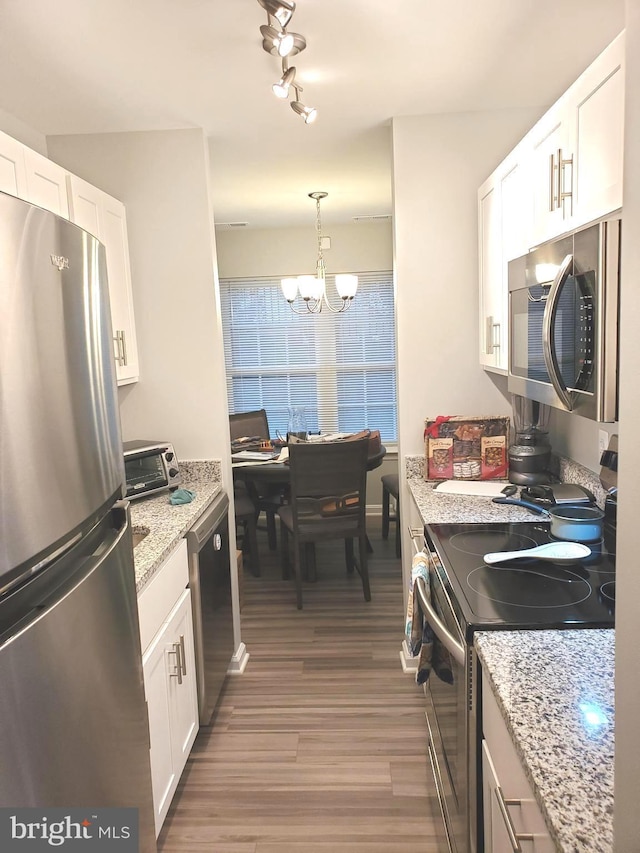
129, 459, 223, 593
475, 630, 615, 853
405, 453, 606, 527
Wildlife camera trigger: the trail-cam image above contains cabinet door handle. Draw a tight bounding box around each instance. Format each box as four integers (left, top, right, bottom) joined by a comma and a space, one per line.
113, 330, 127, 366
168, 642, 183, 684
485, 316, 494, 354
494, 786, 534, 852
559, 149, 574, 216
179, 634, 187, 677
549, 151, 556, 211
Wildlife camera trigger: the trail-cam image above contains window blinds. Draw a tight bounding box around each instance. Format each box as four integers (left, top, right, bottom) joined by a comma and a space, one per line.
219, 271, 397, 442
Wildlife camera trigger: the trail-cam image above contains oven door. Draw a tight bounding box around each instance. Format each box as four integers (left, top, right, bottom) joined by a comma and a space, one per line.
416, 563, 476, 853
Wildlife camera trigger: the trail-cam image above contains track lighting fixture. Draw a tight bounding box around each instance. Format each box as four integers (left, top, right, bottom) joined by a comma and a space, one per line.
281, 193, 358, 314
273, 64, 296, 98
257, 0, 295, 28
290, 94, 317, 124
256, 0, 316, 122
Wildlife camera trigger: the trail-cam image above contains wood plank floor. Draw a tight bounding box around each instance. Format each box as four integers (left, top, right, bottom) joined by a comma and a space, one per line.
158, 518, 443, 852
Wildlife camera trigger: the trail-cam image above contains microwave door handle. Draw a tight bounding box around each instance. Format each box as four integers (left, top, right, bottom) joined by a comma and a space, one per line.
415, 577, 465, 666
542, 253, 574, 412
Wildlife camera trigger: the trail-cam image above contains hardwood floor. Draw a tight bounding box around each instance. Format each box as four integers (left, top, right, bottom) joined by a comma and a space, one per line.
158, 518, 443, 852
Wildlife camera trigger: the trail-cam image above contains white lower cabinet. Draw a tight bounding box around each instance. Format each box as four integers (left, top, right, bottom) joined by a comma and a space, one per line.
482, 672, 553, 853
139, 541, 199, 837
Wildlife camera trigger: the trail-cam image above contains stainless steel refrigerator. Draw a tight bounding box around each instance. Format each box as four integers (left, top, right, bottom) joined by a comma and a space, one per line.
0, 191, 156, 851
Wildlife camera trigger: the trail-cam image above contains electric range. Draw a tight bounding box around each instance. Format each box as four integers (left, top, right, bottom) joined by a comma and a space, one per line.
424, 519, 616, 643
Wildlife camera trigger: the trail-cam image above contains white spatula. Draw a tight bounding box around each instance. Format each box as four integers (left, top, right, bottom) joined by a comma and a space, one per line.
484, 541, 591, 564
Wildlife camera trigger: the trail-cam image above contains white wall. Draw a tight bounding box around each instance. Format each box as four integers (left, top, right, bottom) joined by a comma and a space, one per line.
392, 108, 542, 456
391, 107, 544, 607
47, 129, 228, 462
216, 221, 392, 279
614, 2, 640, 846
0, 106, 46, 154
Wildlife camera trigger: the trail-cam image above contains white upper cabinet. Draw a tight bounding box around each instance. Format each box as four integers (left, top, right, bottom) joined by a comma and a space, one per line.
478, 142, 532, 373
478, 31, 625, 371
0, 131, 28, 197
570, 32, 625, 228
530, 104, 572, 245
531, 32, 624, 245
67, 174, 140, 385
23, 147, 69, 218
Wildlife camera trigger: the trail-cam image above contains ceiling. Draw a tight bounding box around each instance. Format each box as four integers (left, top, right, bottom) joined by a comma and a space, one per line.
0, 0, 625, 228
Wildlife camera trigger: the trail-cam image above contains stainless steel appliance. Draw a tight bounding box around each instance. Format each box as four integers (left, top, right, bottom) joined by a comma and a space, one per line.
415, 516, 616, 853
0, 191, 156, 851
123, 439, 182, 499
508, 217, 620, 421
186, 492, 233, 724
508, 395, 552, 486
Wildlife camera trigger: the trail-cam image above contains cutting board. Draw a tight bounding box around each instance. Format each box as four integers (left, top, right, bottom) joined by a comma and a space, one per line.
433, 480, 509, 498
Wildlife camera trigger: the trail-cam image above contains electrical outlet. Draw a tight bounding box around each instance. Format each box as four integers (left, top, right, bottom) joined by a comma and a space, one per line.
598, 429, 609, 459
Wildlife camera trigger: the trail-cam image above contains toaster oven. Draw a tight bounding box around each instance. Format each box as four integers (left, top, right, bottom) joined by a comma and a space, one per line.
123, 440, 181, 500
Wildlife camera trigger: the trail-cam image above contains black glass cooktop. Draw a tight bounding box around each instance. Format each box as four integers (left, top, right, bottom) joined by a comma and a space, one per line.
425, 521, 615, 641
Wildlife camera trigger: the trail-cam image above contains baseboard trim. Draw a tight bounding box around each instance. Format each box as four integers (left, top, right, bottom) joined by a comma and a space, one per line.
228, 642, 250, 674
400, 640, 418, 674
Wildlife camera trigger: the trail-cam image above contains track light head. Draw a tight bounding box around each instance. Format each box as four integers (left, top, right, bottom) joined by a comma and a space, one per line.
257, 0, 295, 28
260, 24, 295, 57
272, 65, 296, 98
291, 99, 317, 124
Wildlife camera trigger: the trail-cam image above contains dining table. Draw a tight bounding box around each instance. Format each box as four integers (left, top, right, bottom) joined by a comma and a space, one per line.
231, 440, 387, 569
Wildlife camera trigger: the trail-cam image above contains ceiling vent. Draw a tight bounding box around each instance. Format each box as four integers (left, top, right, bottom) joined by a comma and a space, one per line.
352, 214, 392, 223
216, 221, 249, 229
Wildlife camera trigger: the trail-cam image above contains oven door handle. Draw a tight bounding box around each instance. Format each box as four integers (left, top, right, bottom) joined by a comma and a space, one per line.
415, 577, 465, 666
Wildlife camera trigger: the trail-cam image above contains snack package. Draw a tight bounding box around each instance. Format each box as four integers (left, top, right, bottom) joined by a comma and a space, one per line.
424, 415, 510, 480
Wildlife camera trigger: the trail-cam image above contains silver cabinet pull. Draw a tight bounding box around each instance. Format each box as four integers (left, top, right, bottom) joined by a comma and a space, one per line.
179, 634, 187, 677
113, 330, 128, 367
494, 786, 534, 852
168, 642, 183, 684
549, 151, 556, 212
558, 149, 574, 216
485, 316, 493, 355
485, 317, 501, 355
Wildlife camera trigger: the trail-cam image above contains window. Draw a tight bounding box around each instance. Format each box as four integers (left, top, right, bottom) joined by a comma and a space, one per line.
219, 271, 397, 442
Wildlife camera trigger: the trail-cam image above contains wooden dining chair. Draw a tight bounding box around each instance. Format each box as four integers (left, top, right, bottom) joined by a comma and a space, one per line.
277, 435, 371, 609
229, 408, 283, 550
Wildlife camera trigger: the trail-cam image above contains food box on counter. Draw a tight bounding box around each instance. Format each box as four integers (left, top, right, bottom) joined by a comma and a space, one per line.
424, 415, 510, 480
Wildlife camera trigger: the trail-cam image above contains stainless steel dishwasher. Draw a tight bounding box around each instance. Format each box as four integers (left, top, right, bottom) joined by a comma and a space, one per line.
186, 490, 233, 725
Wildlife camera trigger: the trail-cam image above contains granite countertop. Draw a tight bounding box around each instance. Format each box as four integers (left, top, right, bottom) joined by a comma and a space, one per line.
476, 630, 614, 853
129, 459, 223, 593
405, 453, 606, 527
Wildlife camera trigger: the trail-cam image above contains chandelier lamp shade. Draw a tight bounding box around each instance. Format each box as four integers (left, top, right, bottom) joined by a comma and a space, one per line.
281, 193, 358, 314
256, 0, 316, 122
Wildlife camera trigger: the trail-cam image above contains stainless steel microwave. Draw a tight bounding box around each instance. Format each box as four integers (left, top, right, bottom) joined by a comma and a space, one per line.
123, 440, 181, 499
508, 217, 621, 422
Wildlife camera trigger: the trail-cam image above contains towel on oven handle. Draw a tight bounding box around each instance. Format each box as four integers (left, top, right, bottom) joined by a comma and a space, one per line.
406, 552, 453, 686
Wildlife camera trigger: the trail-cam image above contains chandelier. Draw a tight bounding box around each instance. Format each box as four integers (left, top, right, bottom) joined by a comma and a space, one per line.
281, 192, 358, 314
256, 0, 317, 123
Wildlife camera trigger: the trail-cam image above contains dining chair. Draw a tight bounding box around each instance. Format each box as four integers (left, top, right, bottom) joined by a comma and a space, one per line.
229, 408, 283, 550
277, 435, 371, 609
381, 471, 401, 557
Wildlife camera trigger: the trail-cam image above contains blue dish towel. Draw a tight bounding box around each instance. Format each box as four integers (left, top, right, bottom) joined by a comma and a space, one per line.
169, 488, 196, 505
405, 552, 453, 686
